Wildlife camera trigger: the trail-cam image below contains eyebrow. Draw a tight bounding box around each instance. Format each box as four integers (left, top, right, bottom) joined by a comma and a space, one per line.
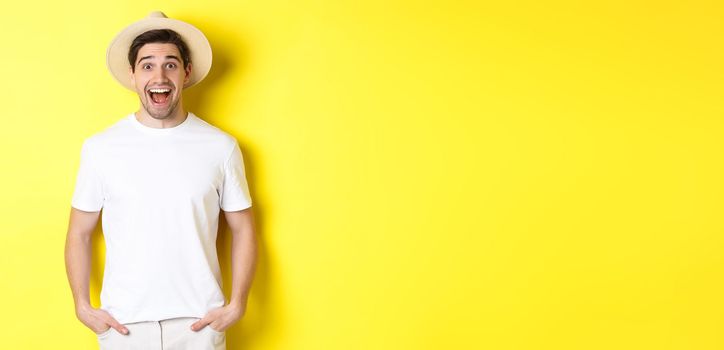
137, 55, 181, 65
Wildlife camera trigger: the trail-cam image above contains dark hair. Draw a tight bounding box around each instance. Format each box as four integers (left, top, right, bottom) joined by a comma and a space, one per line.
128, 29, 191, 72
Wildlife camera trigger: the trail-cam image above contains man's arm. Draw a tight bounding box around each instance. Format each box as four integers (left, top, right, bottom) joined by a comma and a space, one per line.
191, 206, 257, 332
64, 207, 128, 335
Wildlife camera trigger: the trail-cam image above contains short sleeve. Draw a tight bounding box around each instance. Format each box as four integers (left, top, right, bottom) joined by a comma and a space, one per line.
71, 140, 104, 212
220, 141, 253, 211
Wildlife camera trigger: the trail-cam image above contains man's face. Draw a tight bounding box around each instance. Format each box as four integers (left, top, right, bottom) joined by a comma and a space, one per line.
129, 43, 191, 119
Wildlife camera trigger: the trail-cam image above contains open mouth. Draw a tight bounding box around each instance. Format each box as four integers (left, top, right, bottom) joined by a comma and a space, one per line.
147, 88, 172, 106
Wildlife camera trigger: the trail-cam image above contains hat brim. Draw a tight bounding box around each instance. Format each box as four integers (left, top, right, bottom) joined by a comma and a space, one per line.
106, 17, 212, 91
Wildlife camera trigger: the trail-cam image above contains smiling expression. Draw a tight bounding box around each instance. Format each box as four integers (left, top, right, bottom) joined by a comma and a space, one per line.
129, 43, 191, 120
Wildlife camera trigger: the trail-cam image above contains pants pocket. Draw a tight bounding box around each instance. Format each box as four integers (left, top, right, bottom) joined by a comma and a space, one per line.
96, 327, 114, 338
207, 325, 225, 335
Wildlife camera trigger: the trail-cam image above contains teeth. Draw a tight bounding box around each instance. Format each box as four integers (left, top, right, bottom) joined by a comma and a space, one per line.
149, 88, 171, 93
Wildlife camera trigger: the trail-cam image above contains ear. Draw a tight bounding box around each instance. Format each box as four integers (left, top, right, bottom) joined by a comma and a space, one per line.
184, 63, 192, 84
128, 66, 135, 85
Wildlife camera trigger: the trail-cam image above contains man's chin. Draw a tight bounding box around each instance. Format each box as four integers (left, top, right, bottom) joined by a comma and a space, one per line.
143, 103, 175, 119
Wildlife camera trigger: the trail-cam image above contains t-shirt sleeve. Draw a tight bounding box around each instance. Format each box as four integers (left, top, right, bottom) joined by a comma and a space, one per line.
220, 141, 253, 211
71, 139, 105, 212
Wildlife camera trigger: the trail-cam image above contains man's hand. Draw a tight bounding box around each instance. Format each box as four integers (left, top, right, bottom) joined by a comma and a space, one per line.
76, 303, 129, 335
190, 303, 246, 332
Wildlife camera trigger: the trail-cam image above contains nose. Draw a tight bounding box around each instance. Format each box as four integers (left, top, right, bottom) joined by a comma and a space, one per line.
150, 66, 169, 82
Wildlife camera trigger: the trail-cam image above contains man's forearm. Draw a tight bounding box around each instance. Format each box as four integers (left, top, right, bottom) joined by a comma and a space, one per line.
228, 223, 257, 308
65, 231, 93, 311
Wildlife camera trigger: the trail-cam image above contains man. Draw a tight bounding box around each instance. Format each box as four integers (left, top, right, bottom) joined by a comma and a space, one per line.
64, 11, 257, 350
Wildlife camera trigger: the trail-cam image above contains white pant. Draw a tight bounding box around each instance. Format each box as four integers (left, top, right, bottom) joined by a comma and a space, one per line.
96, 317, 226, 350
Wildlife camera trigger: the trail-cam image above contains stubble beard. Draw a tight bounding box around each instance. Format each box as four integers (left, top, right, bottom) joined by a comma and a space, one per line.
140, 94, 180, 120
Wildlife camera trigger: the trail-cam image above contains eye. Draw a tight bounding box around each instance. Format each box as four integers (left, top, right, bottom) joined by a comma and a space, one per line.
165, 62, 177, 69
142, 64, 152, 70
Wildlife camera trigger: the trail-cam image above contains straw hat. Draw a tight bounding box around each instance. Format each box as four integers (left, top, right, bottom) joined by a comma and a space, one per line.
106, 11, 212, 91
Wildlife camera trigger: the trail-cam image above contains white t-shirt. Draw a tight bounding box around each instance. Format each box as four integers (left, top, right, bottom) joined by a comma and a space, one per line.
71, 112, 252, 324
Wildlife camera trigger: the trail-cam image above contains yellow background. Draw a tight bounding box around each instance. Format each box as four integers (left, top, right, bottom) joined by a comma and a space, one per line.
1, 0, 722, 349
